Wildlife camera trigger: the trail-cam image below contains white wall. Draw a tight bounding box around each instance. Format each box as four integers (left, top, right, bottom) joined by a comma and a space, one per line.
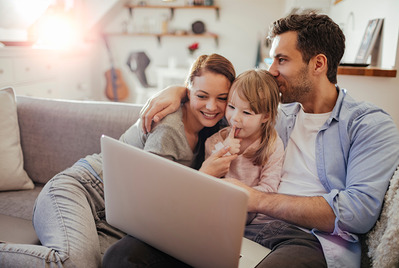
105, 0, 284, 73
90, 0, 284, 101
86, 0, 399, 127
283, 0, 331, 15
329, 0, 399, 127
329, 0, 399, 68
4, 0, 395, 126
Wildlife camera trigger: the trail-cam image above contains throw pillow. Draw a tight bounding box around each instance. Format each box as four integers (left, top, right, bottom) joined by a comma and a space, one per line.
0, 87, 34, 191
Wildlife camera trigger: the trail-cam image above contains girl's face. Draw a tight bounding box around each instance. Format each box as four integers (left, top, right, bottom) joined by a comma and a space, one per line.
225, 90, 268, 142
188, 71, 231, 128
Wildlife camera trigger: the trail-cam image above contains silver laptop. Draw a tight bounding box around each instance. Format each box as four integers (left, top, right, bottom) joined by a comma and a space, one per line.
101, 135, 270, 268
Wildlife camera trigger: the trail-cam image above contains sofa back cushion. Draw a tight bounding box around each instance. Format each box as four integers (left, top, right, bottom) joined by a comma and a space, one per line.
17, 96, 142, 184
0, 88, 34, 191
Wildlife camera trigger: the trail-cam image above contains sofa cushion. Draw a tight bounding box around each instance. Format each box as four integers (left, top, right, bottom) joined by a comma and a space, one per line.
0, 214, 40, 244
0, 185, 43, 220
0, 87, 34, 191
16, 96, 142, 184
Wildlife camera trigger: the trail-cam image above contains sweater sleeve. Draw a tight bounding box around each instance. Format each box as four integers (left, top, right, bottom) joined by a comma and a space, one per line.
204, 128, 228, 159
120, 109, 194, 167
144, 122, 191, 162
204, 135, 216, 160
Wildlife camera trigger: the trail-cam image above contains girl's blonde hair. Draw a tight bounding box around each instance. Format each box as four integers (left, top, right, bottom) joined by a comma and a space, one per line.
229, 69, 280, 166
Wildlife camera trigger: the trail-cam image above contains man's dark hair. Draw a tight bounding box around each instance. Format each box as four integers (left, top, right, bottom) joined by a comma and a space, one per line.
269, 12, 345, 84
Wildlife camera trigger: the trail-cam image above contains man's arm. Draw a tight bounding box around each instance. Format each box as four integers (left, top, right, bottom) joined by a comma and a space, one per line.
323, 110, 399, 235
140, 86, 187, 133
224, 178, 336, 232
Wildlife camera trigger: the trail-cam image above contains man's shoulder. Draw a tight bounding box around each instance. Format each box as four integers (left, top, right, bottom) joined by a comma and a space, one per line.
338, 90, 392, 126
337, 90, 399, 144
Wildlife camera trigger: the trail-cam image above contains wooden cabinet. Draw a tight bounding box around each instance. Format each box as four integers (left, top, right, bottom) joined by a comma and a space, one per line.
0, 48, 92, 100
0, 58, 13, 85
0, 49, 57, 98
57, 54, 92, 99
13, 57, 57, 83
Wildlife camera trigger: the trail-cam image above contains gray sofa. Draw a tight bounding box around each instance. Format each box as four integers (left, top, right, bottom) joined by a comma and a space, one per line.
0, 95, 141, 244
0, 95, 398, 267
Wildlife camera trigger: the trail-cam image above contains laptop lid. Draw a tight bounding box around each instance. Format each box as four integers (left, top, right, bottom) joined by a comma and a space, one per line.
102, 135, 253, 268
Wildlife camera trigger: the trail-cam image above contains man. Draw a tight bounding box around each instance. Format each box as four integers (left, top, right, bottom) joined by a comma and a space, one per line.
104, 12, 399, 267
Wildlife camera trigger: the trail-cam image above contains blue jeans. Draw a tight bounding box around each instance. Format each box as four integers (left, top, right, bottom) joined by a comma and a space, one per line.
103, 219, 327, 267
103, 235, 190, 268
0, 164, 125, 268
245, 220, 327, 267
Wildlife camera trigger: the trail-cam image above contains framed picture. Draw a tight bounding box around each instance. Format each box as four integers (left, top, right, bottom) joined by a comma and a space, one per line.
355, 18, 384, 64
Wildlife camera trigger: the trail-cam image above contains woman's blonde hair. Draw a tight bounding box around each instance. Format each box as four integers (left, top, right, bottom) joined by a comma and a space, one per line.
229, 69, 280, 166
185, 54, 236, 88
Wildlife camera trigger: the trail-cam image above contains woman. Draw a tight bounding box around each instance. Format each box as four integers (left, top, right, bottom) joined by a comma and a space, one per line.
1, 54, 235, 268
118, 53, 236, 171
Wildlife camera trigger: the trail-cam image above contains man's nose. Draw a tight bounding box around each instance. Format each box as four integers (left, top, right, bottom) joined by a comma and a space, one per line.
268, 60, 279, 77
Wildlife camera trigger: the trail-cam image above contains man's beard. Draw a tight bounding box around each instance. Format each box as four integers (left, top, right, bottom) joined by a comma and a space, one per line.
280, 66, 312, 104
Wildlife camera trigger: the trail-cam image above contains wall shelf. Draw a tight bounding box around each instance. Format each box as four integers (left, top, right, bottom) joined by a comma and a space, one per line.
338, 66, 397, 77
105, 32, 219, 46
125, 4, 220, 20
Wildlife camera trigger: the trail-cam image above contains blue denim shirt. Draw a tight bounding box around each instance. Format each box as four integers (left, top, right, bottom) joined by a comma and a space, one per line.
275, 88, 399, 268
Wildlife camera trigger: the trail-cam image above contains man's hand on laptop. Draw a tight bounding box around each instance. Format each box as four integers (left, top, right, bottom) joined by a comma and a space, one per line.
223, 178, 261, 212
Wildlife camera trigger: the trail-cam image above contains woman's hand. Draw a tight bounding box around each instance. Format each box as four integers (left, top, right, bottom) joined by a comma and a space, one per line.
200, 146, 238, 178
223, 126, 241, 155
140, 86, 187, 133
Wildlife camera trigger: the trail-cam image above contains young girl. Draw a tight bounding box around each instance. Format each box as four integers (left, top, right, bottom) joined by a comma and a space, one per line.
205, 69, 284, 197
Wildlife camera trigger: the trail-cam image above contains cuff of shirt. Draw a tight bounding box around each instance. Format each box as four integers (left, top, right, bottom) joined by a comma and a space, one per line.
322, 190, 359, 243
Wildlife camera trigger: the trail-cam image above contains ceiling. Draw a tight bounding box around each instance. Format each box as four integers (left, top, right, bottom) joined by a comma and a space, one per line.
0, 0, 51, 29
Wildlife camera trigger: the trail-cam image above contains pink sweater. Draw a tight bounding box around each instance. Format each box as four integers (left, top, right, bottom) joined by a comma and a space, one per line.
205, 127, 285, 193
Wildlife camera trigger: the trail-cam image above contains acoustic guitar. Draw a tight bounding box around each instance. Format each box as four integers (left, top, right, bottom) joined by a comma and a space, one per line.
103, 35, 129, 102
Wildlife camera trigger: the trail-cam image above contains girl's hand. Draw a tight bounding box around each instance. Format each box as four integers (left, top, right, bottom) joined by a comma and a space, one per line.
223, 126, 241, 155
140, 86, 187, 133
200, 146, 238, 178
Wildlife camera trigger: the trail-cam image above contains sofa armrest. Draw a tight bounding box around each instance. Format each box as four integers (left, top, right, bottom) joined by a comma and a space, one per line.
16, 96, 142, 184
366, 165, 399, 268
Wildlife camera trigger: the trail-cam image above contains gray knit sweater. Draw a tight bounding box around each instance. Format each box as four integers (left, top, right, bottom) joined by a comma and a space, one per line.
84, 107, 195, 181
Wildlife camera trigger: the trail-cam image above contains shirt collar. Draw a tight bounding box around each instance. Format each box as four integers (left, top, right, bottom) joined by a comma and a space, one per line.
279, 86, 346, 125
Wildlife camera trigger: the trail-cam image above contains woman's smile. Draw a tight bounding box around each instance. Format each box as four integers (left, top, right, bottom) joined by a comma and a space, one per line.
201, 111, 220, 119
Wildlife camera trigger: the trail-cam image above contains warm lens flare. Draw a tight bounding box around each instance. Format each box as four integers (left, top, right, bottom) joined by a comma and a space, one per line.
34, 14, 78, 49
